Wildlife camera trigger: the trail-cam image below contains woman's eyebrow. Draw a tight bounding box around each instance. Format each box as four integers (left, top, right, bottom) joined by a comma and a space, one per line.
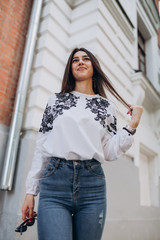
72, 55, 89, 60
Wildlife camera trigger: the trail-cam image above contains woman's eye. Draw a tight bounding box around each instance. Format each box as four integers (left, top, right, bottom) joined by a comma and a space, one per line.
84, 57, 90, 61
72, 57, 90, 63
72, 59, 78, 63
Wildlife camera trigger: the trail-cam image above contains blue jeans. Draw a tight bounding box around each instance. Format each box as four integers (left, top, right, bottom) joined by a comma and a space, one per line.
38, 157, 106, 240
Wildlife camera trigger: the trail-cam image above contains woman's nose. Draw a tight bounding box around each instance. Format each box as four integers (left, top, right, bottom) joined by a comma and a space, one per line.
78, 58, 84, 65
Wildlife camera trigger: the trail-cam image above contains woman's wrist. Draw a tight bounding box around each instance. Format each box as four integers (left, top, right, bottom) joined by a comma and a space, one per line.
128, 122, 137, 129
26, 193, 35, 198
123, 125, 136, 135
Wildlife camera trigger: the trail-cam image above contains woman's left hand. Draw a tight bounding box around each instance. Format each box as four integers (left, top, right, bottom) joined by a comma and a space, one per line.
127, 105, 143, 128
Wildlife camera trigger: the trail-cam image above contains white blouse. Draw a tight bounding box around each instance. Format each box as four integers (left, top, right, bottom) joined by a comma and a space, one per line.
26, 91, 133, 195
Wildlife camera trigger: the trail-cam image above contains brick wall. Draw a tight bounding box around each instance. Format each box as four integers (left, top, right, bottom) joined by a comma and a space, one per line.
0, 0, 33, 126
158, 28, 160, 47
154, 0, 159, 10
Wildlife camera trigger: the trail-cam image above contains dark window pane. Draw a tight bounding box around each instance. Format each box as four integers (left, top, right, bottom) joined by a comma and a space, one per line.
138, 31, 146, 74
140, 54, 145, 62
140, 62, 145, 72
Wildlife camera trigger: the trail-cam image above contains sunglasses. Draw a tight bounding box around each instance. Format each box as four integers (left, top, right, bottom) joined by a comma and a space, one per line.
15, 216, 37, 235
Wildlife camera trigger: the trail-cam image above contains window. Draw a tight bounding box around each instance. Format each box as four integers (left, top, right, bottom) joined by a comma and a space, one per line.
139, 150, 159, 207
139, 153, 150, 206
138, 30, 146, 74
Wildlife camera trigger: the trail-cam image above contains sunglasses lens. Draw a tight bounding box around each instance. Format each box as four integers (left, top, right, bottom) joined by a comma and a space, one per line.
15, 225, 27, 233
15, 216, 37, 235
27, 217, 35, 226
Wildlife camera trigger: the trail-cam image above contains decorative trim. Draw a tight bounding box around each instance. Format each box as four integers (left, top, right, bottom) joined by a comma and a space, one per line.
103, 0, 135, 43
115, 0, 134, 29
139, 0, 160, 32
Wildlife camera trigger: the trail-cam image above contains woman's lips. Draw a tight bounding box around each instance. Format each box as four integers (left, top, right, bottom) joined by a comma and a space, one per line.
77, 67, 87, 71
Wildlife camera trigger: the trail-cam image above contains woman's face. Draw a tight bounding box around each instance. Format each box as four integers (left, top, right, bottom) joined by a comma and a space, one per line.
71, 51, 94, 82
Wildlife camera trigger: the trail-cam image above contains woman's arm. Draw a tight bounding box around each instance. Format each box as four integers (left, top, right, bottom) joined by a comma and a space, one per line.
103, 104, 143, 161
22, 94, 55, 220
127, 104, 143, 129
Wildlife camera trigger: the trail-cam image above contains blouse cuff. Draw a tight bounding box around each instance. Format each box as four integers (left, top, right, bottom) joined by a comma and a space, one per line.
26, 179, 40, 196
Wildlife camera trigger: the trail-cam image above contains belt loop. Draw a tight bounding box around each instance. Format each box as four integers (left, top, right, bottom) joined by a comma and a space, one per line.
55, 158, 61, 168
85, 160, 89, 168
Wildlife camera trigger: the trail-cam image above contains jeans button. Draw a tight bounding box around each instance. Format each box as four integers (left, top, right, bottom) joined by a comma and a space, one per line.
74, 161, 80, 165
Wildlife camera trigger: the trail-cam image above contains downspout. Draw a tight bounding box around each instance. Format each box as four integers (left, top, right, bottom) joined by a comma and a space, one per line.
0, 0, 43, 190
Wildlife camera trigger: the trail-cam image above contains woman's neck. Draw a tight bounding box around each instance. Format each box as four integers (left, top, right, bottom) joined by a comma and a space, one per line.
74, 81, 95, 95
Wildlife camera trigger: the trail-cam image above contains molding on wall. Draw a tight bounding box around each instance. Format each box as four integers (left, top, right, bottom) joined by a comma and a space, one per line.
139, 0, 160, 32
103, 0, 135, 43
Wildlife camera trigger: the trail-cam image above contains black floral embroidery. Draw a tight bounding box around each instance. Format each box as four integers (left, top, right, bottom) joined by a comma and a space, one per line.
53, 93, 80, 115
107, 116, 117, 135
39, 93, 80, 134
85, 97, 117, 134
39, 105, 54, 133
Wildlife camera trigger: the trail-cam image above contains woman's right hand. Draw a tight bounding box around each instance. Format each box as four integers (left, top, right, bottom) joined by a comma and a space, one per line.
22, 194, 35, 221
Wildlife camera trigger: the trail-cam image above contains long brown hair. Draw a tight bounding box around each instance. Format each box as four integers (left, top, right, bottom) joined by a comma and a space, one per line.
61, 47, 129, 108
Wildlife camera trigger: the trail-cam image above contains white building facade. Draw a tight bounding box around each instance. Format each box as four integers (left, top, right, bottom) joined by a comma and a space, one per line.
0, 0, 160, 239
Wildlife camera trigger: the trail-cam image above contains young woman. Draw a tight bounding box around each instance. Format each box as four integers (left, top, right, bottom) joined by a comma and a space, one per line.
22, 48, 143, 240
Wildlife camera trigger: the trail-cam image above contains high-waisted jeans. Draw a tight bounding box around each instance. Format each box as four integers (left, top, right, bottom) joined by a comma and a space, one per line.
38, 157, 106, 240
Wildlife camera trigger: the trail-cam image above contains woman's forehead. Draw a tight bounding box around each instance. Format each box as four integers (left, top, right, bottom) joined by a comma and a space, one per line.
73, 51, 88, 58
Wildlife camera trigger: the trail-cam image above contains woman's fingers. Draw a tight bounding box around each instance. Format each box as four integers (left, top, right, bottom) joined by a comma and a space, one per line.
22, 194, 35, 221
127, 109, 132, 116
22, 205, 28, 221
127, 105, 143, 116
127, 105, 133, 116
33, 211, 37, 217
28, 207, 33, 219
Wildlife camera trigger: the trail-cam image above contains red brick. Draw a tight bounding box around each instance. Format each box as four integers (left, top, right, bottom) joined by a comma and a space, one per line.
158, 28, 160, 48
0, 0, 33, 126
155, 0, 159, 10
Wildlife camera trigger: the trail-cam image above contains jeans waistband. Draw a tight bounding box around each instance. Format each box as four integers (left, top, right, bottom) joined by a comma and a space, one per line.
50, 156, 100, 168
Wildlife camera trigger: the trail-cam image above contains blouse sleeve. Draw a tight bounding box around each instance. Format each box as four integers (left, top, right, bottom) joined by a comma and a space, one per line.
25, 94, 55, 196
102, 103, 134, 161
